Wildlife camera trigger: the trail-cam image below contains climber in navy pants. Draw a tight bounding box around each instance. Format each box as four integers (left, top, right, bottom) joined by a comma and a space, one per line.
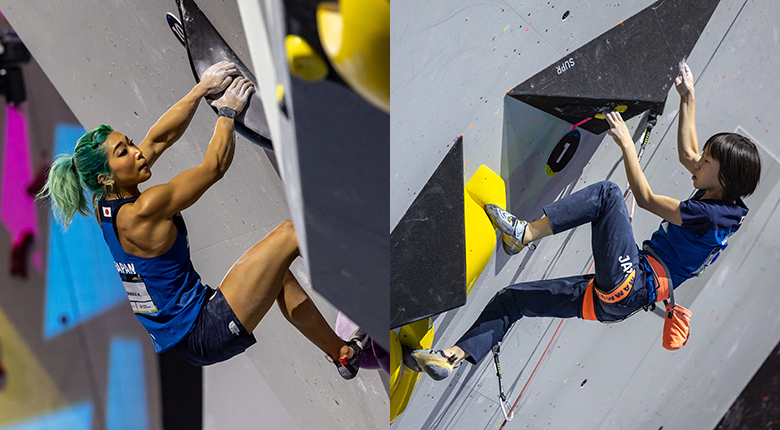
456, 180, 651, 365
410, 65, 758, 380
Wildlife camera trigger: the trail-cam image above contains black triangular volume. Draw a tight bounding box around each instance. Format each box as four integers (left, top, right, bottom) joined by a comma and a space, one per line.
508, 0, 720, 135
391, 136, 466, 329
176, 0, 273, 149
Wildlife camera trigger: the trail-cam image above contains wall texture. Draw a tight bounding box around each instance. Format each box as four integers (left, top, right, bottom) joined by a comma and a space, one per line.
0, 1, 387, 429
391, 1, 780, 429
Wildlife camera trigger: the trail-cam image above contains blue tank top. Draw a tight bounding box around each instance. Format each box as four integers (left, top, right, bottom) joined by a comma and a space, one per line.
99, 197, 208, 352
643, 189, 748, 289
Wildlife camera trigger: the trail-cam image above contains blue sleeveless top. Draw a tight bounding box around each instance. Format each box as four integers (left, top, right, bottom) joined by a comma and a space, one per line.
99, 197, 208, 352
643, 189, 748, 289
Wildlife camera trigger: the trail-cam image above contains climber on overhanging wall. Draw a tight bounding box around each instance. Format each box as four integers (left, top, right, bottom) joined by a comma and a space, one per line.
412, 64, 761, 381
36, 61, 367, 378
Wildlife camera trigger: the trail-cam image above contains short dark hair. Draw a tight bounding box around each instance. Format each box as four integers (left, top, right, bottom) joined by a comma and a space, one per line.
703, 133, 761, 201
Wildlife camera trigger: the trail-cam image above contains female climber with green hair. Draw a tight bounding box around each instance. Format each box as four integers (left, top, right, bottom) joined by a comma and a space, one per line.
37, 61, 365, 377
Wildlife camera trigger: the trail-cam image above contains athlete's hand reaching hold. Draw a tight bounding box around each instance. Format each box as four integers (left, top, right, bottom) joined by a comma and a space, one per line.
605, 110, 632, 149
675, 63, 695, 99
208, 76, 255, 115
199, 61, 240, 95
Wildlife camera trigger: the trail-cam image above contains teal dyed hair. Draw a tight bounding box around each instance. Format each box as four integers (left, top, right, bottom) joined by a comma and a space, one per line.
37, 125, 115, 228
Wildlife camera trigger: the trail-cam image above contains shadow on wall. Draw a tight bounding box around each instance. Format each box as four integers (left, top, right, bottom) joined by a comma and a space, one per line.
497, 95, 607, 276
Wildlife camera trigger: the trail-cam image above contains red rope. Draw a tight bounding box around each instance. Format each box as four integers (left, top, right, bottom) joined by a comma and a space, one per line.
498, 188, 638, 428
499, 318, 566, 430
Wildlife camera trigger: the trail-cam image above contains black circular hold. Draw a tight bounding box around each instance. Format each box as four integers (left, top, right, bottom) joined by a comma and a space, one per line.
581, 379, 587, 387
546, 130, 580, 176
562, 10, 570, 20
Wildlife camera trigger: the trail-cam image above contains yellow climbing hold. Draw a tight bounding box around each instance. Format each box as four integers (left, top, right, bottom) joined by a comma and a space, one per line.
464, 165, 506, 295
285, 35, 329, 82
317, 0, 389, 112
594, 104, 628, 119
390, 319, 434, 422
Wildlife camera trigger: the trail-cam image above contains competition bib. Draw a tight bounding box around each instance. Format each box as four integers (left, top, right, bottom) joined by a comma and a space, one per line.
121, 273, 159, 313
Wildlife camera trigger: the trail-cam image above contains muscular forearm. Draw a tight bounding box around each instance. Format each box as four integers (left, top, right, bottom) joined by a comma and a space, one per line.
621, 139, 652, 205
147, 84, 210, 145
677, 95, 699, 161
203, 116, 236, 179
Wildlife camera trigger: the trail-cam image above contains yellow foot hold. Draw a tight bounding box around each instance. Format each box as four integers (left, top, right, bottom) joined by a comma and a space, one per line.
390, 318, 434, 422
285, 35, 329, 82
464, 164, 506, 294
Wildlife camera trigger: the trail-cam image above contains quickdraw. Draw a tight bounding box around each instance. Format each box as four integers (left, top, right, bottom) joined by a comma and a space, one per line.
492, 344, 514, 421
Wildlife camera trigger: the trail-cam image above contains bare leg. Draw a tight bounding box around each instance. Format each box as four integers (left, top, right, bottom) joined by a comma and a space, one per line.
523, 217, 553, 245
219, 220, 348, 361
276, 270, 351, 361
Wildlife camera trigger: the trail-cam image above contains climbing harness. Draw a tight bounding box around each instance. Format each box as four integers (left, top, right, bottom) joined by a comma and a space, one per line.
498, 109, 664, 428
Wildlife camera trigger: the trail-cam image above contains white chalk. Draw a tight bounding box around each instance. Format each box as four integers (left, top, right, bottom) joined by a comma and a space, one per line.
678, 57, 688, 72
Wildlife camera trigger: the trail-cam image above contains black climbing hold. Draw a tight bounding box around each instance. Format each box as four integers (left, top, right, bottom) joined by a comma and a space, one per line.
507, 0, 720, 135
562, 10, 570, 21
546, 130, 580, 176
173, 0, 272, 150
391, 137, 466, 329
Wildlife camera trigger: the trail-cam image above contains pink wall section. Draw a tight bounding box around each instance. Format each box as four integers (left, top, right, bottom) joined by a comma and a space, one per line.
0, 104, 42, 272
0, 11, 163, 427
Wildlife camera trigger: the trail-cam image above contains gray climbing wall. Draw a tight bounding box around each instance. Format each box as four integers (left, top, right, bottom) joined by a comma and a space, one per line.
0, 0, 387, 429
391, 1, 780, 429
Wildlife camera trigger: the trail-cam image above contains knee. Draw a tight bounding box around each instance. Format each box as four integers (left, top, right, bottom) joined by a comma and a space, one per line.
599, 181, 622, 200
276, 219, 298, 246
279, 219, 295, 232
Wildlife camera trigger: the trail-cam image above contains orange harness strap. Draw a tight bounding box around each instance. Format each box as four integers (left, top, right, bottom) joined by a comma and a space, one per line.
595, 270, 636, 303
582, 281, 597, 321
582, 253, 672, 321
645, 253, 670, 303
581, 269, 636, 321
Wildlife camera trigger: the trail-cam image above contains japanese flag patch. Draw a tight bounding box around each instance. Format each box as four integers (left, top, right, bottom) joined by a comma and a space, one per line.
102, 206, 112, 218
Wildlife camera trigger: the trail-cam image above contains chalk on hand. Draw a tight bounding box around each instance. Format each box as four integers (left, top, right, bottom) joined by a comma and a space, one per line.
678, 57, 688, 73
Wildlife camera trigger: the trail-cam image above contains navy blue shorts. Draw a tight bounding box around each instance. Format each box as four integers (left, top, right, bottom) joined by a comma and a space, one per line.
174, 288, 257, 366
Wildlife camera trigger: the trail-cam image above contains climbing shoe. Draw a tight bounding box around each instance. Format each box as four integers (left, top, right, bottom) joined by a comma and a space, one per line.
335, 328, 368, 380
485, 204, 528, 255
402, 345, 422, 372
411, 349, 457, 381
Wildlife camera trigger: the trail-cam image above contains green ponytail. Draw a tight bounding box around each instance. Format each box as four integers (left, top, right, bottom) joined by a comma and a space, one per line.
37, 125, 115, 228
